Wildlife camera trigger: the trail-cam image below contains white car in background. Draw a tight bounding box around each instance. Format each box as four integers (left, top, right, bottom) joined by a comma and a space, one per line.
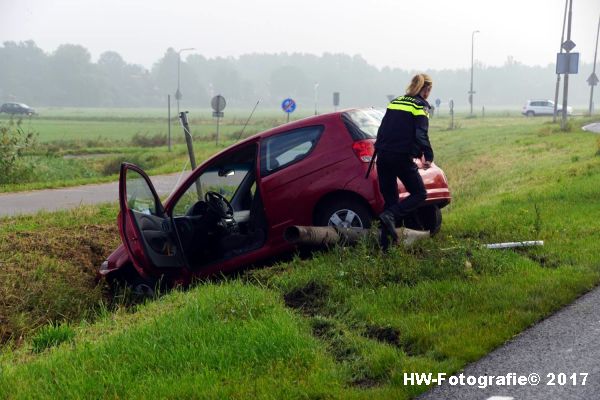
522, 99, 573, 117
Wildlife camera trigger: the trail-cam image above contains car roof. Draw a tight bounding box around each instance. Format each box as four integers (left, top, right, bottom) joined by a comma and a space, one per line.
197, 108, 362, 165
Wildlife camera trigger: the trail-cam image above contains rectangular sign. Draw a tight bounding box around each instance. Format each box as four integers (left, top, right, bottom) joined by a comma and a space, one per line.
333, 92, 340, 107
212, 111, 224, 118
556, 52, 579, 74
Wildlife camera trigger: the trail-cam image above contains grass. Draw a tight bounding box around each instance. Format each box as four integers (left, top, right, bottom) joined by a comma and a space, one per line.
0, 111, 599, 398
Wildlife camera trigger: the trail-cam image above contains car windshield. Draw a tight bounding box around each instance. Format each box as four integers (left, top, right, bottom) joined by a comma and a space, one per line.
342, 109, 384, 140
172, 163, 251, 217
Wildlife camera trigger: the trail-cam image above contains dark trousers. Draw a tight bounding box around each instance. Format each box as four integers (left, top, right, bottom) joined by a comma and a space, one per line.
376, 152, 427, 220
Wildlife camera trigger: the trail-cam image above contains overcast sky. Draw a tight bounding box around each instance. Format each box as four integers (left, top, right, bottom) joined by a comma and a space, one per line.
1, 0, 599, 71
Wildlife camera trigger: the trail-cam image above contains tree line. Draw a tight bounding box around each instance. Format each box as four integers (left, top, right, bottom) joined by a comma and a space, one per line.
0, 41, 596, 111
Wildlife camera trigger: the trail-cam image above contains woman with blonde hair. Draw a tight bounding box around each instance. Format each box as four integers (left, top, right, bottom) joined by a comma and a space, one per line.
374, 73, 434, 249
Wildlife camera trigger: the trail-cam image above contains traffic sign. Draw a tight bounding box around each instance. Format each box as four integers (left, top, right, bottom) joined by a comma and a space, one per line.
449, 99, 454, 111
211, 95, 226, 112
435, 98, 441, 108
175, 89, 182, 101
333, 92, 340, 107
281, 98, 296, 113
588, 72, 599, 86
556, 52, 579, 74
562, 39, 576, 52
212, 111, 224, 118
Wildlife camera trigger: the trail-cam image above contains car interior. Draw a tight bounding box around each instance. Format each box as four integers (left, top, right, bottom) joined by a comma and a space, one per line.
170, 144, 267, 268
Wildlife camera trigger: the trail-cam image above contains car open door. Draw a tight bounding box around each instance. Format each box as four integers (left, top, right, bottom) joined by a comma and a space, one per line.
118, 163, 186, 272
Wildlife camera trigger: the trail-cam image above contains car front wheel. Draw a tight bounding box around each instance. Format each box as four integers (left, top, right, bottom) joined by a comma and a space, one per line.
315, 197, 372, 229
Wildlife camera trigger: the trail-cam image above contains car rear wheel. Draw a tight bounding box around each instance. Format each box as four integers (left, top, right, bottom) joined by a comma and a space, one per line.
526, 111, 535, 117
315, 197, 372, 229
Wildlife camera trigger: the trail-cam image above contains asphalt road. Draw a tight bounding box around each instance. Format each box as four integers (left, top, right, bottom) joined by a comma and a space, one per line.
0, 172, 189, 217
418, 285, 600, 400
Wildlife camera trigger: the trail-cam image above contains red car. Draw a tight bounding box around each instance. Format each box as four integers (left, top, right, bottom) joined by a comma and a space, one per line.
100, 108, 451, 288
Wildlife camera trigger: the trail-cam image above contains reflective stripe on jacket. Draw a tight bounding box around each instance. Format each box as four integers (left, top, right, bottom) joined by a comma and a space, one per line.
375, 94, 434, 161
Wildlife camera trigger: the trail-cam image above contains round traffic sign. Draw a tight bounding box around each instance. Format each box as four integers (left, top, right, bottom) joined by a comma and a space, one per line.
449, 99, 454, 110
211, 95, 226, 112
435, 98, 441, 107
281, 98, 296, 113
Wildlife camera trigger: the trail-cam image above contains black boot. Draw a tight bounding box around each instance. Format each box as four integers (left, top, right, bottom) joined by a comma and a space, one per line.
379, 211, 398, 245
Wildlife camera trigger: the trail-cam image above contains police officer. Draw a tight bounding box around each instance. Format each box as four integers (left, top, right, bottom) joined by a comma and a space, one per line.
375, 73, 434, 249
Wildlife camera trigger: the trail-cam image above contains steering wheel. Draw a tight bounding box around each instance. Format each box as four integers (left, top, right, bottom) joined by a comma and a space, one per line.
204, 191, 234, 218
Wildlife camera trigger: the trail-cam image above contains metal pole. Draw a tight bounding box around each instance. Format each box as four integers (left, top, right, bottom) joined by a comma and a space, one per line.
216, 116, 220, 146
177, 54, 181, 116
554, 0, 569, 123
167, 95, 171, 151
561, 0, 573, 131
176, 48, 195, 117
314, 83, 319, 115
589, 15, 600, 116
469, 30, 479, 116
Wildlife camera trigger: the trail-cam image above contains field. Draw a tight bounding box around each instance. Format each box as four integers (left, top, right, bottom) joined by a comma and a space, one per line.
0, 108, 296, 192
0, 109, 599, 398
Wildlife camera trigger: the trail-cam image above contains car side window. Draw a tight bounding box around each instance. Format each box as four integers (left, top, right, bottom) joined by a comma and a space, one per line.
260, 126, 323, 176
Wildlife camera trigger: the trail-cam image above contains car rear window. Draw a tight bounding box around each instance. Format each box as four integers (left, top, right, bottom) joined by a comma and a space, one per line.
342, 109, 384, 140
260, 126, 323, 176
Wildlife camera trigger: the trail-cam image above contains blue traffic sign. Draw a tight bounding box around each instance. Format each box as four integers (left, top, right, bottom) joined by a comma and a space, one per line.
281, 98, 297, 113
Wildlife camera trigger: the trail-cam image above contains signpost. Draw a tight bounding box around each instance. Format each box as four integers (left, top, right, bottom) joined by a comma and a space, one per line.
333, 92, 340, 111
589, 15, 600, 116
434, 98, 441, 119
449, 99, 455, 130
211, 95, 226, 145
560, 0, 575, 131
167, 94, 171, 152
281, 98, 296, 123
553, 0, 569, 123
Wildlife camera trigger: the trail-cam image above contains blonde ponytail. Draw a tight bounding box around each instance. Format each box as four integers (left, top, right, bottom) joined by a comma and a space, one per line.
405, 73, 432, 96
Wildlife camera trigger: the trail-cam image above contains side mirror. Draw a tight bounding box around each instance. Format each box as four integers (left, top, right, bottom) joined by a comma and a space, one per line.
218, 167, 235, 177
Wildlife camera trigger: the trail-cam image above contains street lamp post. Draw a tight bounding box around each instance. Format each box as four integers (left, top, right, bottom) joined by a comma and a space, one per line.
176, 47, 195, 115
314, 82, 319, 115
469, 30, 480, 116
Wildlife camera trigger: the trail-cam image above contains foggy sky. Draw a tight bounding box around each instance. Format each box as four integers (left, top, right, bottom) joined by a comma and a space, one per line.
1, 0, 599, 71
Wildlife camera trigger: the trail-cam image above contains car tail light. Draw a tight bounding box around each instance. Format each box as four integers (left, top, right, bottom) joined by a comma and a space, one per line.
352, 140, 375, 163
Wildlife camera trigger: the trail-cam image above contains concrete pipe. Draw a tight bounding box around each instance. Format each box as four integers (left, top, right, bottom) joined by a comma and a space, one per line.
283, 225, 430, 247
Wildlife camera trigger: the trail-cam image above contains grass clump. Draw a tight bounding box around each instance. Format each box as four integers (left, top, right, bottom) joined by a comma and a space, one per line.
31, 323, 75, 353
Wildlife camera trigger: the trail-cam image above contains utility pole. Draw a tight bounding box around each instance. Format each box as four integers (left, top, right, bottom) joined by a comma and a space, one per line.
588, 15, 600, 116
469, 30, 480, 116
561, 0, 573, 131
176, 47, 195, 116
553, 0, 569, 123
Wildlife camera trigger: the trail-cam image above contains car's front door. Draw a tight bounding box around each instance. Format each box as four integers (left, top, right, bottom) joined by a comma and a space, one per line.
118, 163, 186, 273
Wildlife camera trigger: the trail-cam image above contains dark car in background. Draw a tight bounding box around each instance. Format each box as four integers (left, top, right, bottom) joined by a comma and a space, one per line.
100, 108, 451, 288
0, 102, 36, 116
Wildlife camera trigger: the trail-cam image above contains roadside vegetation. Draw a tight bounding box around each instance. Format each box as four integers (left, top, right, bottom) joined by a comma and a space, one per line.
0, 108, 288, 192
0, 111, 599, 399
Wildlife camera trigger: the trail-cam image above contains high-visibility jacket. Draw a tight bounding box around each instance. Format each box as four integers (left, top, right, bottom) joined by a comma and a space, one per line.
375, 94, 434, 161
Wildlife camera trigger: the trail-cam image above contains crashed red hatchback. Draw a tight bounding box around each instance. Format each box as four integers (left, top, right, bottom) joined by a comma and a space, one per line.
100, 108, 451, 287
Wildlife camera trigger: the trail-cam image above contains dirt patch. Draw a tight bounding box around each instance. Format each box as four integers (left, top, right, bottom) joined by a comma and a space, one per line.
350, 377, 380, 389
283, 281, 329, 315
309, 317, 359, 362
2, 224, 120, 275
0, 223, 121, 344
516, 250, 562, 269
364, 325, 401, 347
